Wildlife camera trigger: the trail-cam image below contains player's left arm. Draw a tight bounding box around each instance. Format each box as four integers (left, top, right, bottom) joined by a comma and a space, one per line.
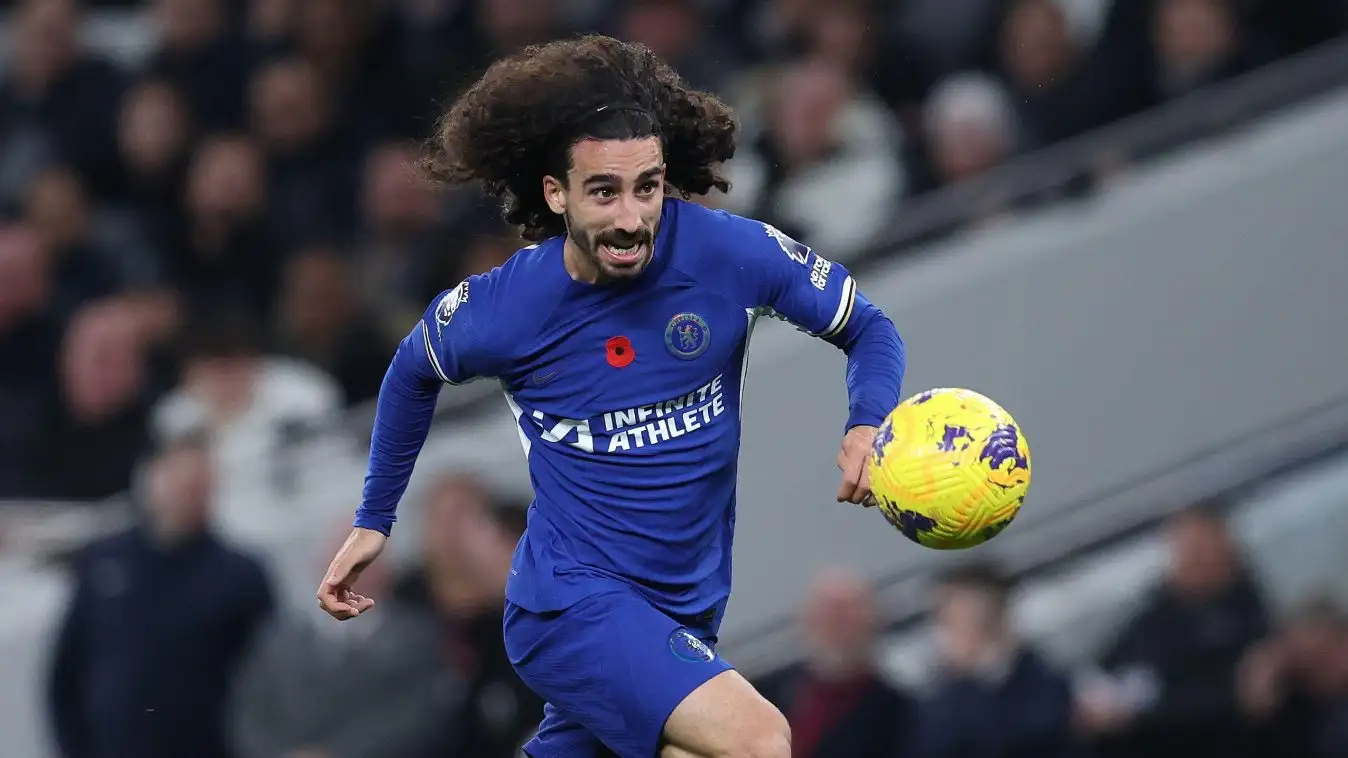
741, 221, 907, 504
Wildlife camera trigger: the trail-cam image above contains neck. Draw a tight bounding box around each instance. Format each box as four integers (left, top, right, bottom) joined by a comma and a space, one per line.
562, 236, 601, 283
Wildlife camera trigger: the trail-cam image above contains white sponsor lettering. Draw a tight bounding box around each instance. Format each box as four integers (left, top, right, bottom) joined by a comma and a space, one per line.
603, 375, 726, 453
810, 256, 832, 291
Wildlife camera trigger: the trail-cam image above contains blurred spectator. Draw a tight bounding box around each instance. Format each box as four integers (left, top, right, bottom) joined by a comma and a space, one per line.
0, 225, 59, 495
23, 166, 152, 306
47, 435, 274, 758
249, 56, 364, 250
175, 134, 280, 320
393, 473, 543, 758
921, 72, 1020, 191
294, 0, 422, 140
275, 246, 396, 407
895, 0, 1007, 77
1079, 504, 1269, 758
145, 0, 252, 132
355, 142, 454, 326
616, 0, 733, 93
1151, 0, 1264, 101
1240, 598, 1348, 757
382, 0, 487, 127
20, 298, 157, 500
477, 0, 559, 59
246, 0, 298, 54
229, 521, 462, 758
730, 0, 821, 64
797, 1, 931, 126
993, 0, 1097, 148
0, 0, 126, 202
906, 563, 1075, 758
723, 59, 905, 256
151, 307, 342, 534
756, 567, 908, 758
114, 79, 195, 265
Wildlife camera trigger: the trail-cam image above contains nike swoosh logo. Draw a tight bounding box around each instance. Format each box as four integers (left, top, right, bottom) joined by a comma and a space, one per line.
531, 369, 561, 385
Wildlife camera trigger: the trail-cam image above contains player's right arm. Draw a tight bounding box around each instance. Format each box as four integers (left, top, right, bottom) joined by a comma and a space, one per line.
320, 278, 495, 619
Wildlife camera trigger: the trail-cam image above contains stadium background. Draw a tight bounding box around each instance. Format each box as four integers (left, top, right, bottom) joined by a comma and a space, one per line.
3, 0, 1348, 756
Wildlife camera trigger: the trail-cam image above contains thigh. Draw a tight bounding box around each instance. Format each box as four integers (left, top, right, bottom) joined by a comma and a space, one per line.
505, 590, 733, 758
660, 669, 790, 758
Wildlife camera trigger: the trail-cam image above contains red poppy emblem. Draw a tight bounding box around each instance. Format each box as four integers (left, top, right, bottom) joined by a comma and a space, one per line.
606, 336, 635, 368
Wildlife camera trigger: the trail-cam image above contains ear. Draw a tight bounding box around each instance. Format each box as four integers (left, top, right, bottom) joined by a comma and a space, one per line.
543, 175, 567, 215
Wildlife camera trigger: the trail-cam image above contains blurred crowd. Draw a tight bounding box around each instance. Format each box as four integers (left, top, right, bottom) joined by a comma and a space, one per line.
2, 0, 1347, 507
50, 439, 543, 758
761, 504, 1348, 758
47, 441, 1348, 758
10, 0, 1348, 756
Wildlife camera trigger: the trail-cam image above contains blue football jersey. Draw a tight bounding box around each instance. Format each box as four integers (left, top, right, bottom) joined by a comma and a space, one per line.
360, 198, 900, 618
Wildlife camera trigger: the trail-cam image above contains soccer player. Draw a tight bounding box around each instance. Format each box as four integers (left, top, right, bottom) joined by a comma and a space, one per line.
317, 36, 906, 758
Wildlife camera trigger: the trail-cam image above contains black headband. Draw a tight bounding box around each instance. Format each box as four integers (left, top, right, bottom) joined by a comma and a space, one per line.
578, 103, 660, 131
546, 103, 662, 168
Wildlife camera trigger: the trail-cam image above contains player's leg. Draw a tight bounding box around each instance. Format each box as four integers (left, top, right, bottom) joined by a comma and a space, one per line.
658, 669, 791, 758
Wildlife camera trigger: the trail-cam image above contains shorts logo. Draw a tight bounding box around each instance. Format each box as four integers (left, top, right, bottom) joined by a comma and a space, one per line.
665, 313, 710, 360
668, 628, 716, 663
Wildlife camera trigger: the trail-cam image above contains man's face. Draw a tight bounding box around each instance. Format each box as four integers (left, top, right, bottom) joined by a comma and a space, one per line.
933, 585, 1003, 673
546, 136, 665, 283
146, 444, 214, 539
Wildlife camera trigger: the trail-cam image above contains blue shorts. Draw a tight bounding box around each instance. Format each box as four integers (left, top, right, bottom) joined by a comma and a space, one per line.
504, 585, 734, 758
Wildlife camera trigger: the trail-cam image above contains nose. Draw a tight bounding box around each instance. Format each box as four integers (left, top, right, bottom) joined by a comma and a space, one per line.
613, 196, 642, 234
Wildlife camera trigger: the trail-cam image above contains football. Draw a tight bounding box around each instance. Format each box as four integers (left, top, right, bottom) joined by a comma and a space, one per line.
868, 388, 1031, 549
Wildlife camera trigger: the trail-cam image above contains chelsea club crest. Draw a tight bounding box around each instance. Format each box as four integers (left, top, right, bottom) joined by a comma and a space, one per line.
664, 312, 710, 360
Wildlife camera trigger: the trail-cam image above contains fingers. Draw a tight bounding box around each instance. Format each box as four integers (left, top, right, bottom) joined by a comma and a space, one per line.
315, 529, 390, 621
317, 586, 376, 620
316, 569, 375, 621
836, 454, 865, 503
857, 463, 875, 507
836, 442, 874, 505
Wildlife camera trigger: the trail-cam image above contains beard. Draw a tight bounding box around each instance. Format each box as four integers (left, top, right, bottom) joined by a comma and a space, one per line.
565, 208, 656, 280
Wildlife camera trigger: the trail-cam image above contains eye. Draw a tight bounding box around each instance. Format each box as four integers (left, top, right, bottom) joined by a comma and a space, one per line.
591, 187, 615, 199
636, 181, 659, 195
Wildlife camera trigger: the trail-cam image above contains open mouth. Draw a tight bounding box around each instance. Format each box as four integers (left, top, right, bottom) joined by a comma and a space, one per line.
600, 243, 648, 266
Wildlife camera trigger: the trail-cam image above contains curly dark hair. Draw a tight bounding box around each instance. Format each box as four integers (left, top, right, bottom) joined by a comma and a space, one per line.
422, 34, 739, 241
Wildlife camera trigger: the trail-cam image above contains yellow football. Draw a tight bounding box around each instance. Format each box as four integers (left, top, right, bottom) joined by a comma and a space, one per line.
868, 388, 1031, 549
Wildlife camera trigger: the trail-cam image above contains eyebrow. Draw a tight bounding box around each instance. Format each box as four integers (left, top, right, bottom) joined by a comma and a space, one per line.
583, 167, 664, 188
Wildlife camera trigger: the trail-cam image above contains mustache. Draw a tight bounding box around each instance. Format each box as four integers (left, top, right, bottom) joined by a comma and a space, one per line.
596, 228, 652, 248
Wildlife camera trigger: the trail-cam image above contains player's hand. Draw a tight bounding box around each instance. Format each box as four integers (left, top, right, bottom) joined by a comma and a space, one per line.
836, 425, 878, 506
316, 527, 387, 620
